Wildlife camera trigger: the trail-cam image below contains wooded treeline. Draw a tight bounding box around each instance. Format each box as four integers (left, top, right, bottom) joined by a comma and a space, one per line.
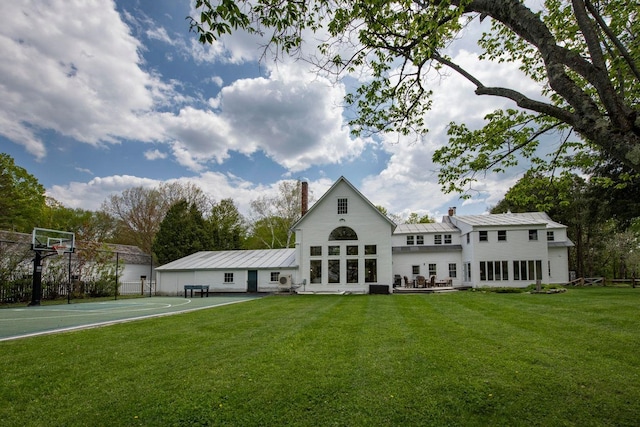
0, 153, 305, 266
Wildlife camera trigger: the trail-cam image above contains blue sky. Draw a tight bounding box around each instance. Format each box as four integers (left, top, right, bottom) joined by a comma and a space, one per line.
0, 0, 539, 220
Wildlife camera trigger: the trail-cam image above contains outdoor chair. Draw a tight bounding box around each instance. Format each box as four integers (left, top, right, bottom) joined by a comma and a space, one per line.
416, 275, 427, 288
428, 275, 436, 288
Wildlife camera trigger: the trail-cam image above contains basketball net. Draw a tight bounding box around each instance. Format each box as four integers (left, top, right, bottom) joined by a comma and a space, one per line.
52, 245, 67, 256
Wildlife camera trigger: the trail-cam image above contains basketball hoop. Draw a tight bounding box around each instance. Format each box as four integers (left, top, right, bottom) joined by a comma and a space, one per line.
52, 245, 67, 256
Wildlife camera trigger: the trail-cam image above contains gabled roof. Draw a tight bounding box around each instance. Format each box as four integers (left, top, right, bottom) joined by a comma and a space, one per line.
292, 176, 397, 230
155, 249, 297, 271
451, 212, 566, 228
0, 230, 150, 264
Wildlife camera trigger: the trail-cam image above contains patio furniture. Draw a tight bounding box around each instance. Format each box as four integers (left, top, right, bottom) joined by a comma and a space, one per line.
427, 275, 436, 288
416, 275, 427, 288
435, 277, 452, 287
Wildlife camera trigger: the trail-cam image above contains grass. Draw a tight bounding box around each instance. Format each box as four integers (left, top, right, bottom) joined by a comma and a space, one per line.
1, 288, 639, 426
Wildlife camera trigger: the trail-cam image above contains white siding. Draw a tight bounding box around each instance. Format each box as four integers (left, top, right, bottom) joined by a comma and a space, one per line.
294, 179, 394, 293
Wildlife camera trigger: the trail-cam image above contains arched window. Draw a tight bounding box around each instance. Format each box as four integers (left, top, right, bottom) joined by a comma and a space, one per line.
329, 227, 358, 241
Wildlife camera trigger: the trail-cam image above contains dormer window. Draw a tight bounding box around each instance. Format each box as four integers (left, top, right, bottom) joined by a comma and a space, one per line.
337, 198, 348, 214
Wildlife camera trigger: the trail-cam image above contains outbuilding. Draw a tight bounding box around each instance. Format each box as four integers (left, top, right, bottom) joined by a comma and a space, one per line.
155, 248, 297, 294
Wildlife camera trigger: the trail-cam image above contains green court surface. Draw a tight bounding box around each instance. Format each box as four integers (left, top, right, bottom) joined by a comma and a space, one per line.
0, 295, 262, 341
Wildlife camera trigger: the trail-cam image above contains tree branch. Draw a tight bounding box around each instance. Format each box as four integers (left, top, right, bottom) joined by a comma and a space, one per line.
432, 53, 575, 124
584, 0, 640, 82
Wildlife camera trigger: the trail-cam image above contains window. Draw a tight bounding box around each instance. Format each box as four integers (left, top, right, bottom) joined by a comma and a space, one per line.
416, 235, 424, 245
501, 261, 509, 280
444, 234, 452, 244
337, 198, 348, 214
270, 272, 280, 282
434, 234, 442, 245
479, 231, 488, 242
365, 259, 377, 282
407, 235, 415, 245
224, 273, 234, 283
479, 261, 509, 281
328, 259, 340, 283
529, 229, 538, 241
428, 263, 437, 277
498, 230, 507, 241
412, 265, 420, 275
329, 227, 358, 240
328, 246, 340, 256
310, 260, 322, 283
513, 260, 542, 281
364, 245, 377, 255
310, 246, 322, 256
547, 231, 555, 241
347, 259, 358, 283
448, 263, 457, 278
347, 245, 358, 255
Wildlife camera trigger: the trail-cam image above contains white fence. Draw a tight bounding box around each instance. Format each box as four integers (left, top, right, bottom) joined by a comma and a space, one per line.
118, 280, 156, 296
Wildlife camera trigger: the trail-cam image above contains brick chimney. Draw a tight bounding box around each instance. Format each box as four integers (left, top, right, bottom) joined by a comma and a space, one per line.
448, 206, 456, 216
301, 181, 309, 216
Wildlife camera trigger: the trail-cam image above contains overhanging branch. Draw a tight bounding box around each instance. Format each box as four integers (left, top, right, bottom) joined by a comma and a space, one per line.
432, 53, 575, 124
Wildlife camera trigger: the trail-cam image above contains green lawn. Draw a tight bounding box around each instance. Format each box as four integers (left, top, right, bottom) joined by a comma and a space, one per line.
1, 288, 639, 426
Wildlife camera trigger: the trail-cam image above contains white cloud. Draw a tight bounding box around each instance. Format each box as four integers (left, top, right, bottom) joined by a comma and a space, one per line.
0, 1, 366, 178
218, 73, 369, 172
0, 0, 172, 154
47, 175, 162, 210
74, 167, 93, 175
144, 149, 168, 160
210, 76, 224, 87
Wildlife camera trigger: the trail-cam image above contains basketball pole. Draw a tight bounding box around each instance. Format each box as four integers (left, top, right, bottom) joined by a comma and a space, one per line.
29, 248, 67, 307
29, 250, 44, 306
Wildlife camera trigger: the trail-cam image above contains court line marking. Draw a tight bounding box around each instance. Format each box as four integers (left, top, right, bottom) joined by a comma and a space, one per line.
0, 300, 192, 321
0, 297, 261, 342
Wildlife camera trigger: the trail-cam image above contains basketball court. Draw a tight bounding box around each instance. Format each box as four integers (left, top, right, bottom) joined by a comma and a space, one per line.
0, 295, 262, 341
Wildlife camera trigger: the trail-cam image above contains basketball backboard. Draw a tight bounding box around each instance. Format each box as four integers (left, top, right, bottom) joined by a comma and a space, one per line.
32, 227, 75, 254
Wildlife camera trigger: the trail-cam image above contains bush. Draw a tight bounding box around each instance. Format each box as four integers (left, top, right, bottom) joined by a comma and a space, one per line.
525, 283, 567, 294
475, 286, 526, 293
87, 279, 116, 297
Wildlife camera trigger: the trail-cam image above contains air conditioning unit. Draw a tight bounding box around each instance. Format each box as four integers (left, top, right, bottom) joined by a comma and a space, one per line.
278, 275, 292, 288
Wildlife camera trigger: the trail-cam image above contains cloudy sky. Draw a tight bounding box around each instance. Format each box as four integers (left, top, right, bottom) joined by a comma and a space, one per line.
1, 0, 540, 220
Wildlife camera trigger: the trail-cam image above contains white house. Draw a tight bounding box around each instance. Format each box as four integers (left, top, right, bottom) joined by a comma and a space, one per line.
155, 177, 573, 295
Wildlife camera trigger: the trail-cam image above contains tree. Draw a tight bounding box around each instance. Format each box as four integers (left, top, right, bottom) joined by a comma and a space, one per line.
247, 180, 306, 249
101, 186, 166, 254
208, 198, 247, 250
101, 182, 209, 254
405, 213, 435, 224
153, 200, 213, 265
190, 1, 639, 193
0, 154, 46, 232
490, 171, 612, 277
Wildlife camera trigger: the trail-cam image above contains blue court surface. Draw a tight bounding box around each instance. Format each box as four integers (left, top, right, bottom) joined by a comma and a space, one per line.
0, 296, 262, 341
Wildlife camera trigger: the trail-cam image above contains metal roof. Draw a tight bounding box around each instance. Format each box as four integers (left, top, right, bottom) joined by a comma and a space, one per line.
451, 212, 566, 228
155, 248, 297, 271
394, 222, 459, 234
392, 245, 462, 253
